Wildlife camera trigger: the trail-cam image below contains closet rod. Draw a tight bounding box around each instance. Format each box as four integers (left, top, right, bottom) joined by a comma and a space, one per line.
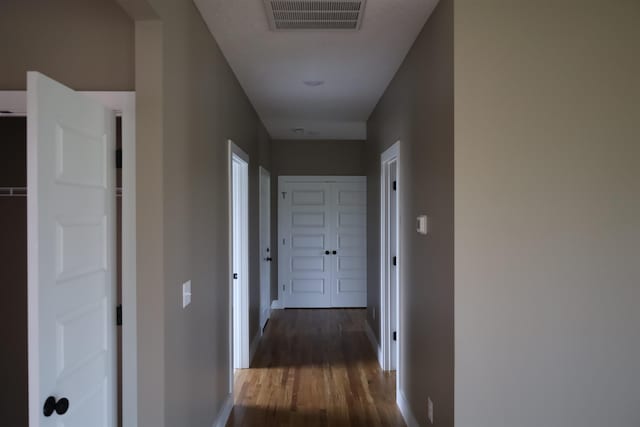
0, 187, 27, 197
0, 187, 123, 197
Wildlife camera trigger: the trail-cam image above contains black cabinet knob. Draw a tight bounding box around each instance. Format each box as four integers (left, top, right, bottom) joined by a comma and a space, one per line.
332, 250, 337, 255
43, 396, 69, 417
325, 250, 330, 255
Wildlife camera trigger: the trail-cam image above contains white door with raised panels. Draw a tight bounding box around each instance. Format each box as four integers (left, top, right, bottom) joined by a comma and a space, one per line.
330, 181, 367, 307
279, 177, 366, 308
27, 72, 117, 427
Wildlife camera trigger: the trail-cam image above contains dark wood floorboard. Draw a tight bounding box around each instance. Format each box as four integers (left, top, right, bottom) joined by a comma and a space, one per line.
227, 309, 405, 427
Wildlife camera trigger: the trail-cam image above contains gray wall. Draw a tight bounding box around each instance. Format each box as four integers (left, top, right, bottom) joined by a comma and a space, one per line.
365, 1, 454, 425
131, 1, 270, 425
0, 0, 134, 90
269, 139, 366, 303
454, 1, 640, 426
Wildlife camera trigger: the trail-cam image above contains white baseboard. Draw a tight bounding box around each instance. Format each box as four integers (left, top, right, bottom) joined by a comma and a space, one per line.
364, 319, 382, 368
211, 393, 233, 427
249, 328, 261, 365
271, 299, 283, 309
397, 389, 419, 427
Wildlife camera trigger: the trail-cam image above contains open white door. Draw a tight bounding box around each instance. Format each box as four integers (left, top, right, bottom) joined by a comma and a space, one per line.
28, 72, 117, 427
259, 167, 271, 330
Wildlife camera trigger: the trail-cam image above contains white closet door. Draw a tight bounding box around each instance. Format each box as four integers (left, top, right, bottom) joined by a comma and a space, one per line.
330, 181, 367, 307
279, 177, 367, 308
281, 181, 332, 307
27, 72, 117, 427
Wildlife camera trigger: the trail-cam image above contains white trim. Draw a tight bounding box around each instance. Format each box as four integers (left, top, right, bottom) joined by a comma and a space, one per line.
228, 140, 250, 394
2, 89, 138, 427
365, 320, 382, 368
271, 299, 283, 309
380, 141, 401, 399
0, 91, 26, 115
397, 389, 419, 427
211, 393, 234, 427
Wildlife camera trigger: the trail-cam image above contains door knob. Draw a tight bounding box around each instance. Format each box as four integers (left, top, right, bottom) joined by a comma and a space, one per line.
265, 257, 272, 261
43, 396, 69, 417
325, 250, 330, 255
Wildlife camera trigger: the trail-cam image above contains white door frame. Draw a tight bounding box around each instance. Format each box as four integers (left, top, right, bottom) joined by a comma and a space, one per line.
228, 140, 250, 388
380, 141, 401, 386
259, 166, 271, 331
0, 89, 138, 427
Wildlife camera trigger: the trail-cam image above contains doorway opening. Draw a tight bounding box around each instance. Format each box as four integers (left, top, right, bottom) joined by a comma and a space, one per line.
229, 141, 250, 380
1, 76, 136, 427
259, 166, 271, 331
380, 141, 400, 385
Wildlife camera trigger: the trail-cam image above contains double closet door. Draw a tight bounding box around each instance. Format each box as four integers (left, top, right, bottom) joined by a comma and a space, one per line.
279, 177, 366, 308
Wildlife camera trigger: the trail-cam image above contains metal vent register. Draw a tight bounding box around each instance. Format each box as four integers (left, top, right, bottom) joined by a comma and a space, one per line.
264, 0, 367, 30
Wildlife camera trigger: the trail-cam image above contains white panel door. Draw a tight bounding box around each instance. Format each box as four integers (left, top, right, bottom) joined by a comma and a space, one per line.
330, 181, 367, 307
281, 182, 332, 307
279, 177, 366, 308
27, 72, 116, 427
259, 167, 271, 329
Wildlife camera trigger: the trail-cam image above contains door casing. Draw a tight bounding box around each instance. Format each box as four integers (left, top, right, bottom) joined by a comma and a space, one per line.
380, 141, 401, 390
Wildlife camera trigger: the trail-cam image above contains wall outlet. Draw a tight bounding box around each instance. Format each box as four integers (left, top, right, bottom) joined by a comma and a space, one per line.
182, 280, 192, 308
427, 397, 434, 424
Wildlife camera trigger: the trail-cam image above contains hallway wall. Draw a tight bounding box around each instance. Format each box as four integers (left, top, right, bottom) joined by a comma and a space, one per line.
0, 0, 134, 90
269, 139, 366, 304
131, 1, 271, 426
454, 1, 640, 426
365, 0, 454, 425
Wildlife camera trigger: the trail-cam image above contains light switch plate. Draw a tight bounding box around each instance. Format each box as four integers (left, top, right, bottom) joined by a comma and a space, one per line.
182, 280, 192, 308
417, 215, 428, 235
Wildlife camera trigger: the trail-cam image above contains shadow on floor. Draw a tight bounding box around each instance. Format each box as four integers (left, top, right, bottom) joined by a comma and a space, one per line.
249, 309, 377, 369
226, 404, 406, 427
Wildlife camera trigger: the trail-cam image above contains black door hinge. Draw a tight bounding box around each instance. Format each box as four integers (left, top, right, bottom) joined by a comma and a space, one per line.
116, 304, 122, 326
392, 256, 397, 266
233, 273, 238, 280
393, 331, 397, 341
393, 181, 397, 191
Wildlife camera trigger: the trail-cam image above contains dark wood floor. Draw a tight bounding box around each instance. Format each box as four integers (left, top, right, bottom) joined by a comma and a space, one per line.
227, 309, 405, 427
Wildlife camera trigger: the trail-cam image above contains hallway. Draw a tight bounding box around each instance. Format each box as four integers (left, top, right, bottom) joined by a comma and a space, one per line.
228, 310, 405, 427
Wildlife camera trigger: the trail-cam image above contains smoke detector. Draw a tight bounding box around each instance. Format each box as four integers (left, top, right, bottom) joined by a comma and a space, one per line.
264, 0, 367, 31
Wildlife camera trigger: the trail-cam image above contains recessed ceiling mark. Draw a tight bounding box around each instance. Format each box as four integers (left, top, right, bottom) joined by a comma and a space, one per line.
303, 80, 325, 87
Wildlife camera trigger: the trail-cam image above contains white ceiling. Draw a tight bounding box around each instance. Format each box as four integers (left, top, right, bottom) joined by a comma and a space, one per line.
193, 0, 439, 140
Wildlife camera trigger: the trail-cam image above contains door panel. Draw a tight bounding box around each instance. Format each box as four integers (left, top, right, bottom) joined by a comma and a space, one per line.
28, 72, 116, 427
282, 182, 332, 307
331, 181, 367, 307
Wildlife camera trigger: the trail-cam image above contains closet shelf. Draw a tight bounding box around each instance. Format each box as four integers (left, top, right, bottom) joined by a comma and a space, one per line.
0, 187, 123, 197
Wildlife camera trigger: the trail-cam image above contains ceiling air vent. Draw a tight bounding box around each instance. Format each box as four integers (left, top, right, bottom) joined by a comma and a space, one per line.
264, 0, 367, 31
